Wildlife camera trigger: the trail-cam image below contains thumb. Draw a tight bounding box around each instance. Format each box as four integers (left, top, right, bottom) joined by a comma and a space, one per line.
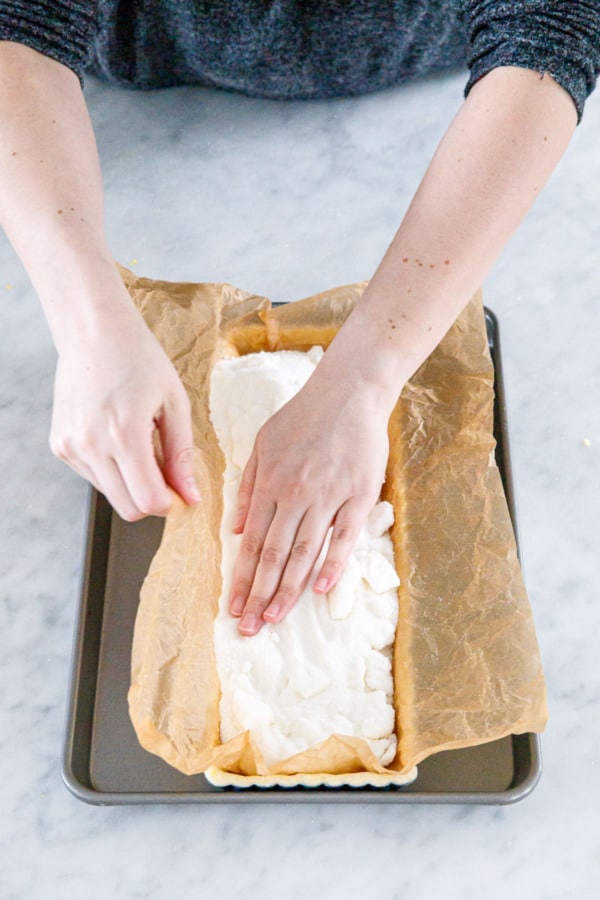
157, 394, 201, 505
233, 446, 257, 533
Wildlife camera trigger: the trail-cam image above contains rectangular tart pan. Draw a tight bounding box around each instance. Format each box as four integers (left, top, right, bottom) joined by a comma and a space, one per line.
62, 308, 542, 804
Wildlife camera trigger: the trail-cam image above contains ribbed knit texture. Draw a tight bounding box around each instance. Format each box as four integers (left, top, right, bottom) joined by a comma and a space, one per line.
465, 1, 600, 121
0, 2, 598, 120
0, 1, 97, 73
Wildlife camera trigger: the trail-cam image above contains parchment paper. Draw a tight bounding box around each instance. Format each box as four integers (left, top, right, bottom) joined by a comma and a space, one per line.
123, 266, 547, 777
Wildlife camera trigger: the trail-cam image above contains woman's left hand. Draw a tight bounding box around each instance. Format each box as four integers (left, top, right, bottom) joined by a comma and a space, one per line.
228, 362, 393, 635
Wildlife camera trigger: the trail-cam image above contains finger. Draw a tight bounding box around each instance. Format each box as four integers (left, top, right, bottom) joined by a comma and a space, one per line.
232, 447, 258, 534
50, 432, 109, 495
89, 455, 144, 523
157, 391, 201, 505
229, 492, 276, 625
111, 424, 173, 517
313, 496, 373, 594
262, 505, 335, 625
50, 433, 100, 487
60, 453, 102, 492
238, 505, 305, 634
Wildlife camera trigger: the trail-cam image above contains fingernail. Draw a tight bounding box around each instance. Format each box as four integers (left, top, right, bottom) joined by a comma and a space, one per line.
186, 477, 201, 502
239, 614, 257, 634
230, 595, 245, 616
263, 603, 280, 621
314, 577, 329, 593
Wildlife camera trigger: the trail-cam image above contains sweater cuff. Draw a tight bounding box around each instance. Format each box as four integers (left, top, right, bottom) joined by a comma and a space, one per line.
466, 42, 589, 123
464, 3, 600, 124
0, 1, 97, 86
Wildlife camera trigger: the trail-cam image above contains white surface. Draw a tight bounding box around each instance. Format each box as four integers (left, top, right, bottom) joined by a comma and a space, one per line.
1, 65, 599, 898
211, 348, 397, 766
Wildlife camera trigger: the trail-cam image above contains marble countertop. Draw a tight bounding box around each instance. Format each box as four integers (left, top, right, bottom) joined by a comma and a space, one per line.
1, 66, 599, 898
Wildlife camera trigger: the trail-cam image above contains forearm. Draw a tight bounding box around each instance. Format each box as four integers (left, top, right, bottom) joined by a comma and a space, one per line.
324, 66, 577, 405
0, 42, 129, 352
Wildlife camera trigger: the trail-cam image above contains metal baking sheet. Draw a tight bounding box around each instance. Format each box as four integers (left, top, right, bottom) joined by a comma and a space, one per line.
62, 308, 542, 804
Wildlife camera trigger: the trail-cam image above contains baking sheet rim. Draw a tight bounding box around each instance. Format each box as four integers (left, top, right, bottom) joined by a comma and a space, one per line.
61, 307, 544, 805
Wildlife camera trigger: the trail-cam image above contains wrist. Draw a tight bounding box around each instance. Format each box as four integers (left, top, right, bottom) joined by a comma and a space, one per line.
316, 306, 410, 415
36, 251, 138, 354
326, 264, 466, 405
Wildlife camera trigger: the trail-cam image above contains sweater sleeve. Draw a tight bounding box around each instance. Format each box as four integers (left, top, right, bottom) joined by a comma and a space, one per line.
464, 1, 600, 122
0, 1, 98, 84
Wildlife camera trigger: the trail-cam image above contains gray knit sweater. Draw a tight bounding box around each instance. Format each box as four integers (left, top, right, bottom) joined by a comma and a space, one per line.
0, 2, 599, 121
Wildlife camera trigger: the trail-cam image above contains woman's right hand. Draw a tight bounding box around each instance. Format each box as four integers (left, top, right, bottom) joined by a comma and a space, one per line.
49, 305, 201, 521
0, 44, 200, 520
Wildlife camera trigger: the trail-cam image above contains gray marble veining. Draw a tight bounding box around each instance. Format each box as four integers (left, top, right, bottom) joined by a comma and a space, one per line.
1, 64, 599, 898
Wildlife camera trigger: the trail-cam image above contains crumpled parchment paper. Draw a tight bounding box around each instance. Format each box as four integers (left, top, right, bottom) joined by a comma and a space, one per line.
123, 267, 547, 778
